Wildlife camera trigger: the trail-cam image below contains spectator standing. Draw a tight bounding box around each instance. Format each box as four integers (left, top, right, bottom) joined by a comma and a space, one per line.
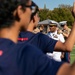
59, 21, 71, 63
47, 22, 65, 61
59, 21, 71, 39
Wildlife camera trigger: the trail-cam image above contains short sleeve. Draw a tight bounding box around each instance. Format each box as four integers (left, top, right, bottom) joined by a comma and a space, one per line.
20, 44, 63, 75
38, 33, 57, 53
36, 54, 64, 75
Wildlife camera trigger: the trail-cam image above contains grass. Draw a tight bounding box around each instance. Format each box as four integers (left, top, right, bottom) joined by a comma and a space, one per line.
70, 45, 75, 64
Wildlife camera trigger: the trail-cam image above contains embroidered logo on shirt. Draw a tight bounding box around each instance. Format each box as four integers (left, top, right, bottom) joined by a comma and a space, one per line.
18, 38, 28, 41
0, 50, 3, 56
53, 34, 58, 38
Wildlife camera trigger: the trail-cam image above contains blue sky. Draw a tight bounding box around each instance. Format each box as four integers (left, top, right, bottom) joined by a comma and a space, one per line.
33, 0, 74, 10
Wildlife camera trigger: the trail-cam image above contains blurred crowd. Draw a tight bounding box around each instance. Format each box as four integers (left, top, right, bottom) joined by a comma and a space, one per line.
0, 0, 75, 75
33, 20, 71, 63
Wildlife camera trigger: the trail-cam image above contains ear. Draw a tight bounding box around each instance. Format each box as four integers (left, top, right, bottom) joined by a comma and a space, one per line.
17, 5, 24, 18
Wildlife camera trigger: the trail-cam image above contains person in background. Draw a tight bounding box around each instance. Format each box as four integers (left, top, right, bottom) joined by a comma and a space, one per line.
39, 24, 45, 33
27, 10, 40, 33
33, 27, 40, 33
59, 21, 71, 39
47, 23, 65, 61
59, 21, 71, 63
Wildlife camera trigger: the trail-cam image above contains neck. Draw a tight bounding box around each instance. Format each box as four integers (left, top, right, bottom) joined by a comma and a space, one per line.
27, 20, 35, 32
27, 26, 34, 32
0, 23, 20, 43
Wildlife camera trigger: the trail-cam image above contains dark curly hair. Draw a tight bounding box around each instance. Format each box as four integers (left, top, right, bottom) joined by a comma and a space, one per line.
0, 0, 29, 29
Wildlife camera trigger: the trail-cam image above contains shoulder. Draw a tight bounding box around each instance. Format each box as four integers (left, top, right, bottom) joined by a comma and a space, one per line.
20, 31, 35, 35
16, 43, 63, 75
17, 42, 44, 56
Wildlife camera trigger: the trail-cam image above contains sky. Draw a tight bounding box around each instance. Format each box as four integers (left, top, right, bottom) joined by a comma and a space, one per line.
33, 0, 74, 10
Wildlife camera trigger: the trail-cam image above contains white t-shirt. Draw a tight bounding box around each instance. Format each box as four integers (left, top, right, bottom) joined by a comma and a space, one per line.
47, 30, 65, 62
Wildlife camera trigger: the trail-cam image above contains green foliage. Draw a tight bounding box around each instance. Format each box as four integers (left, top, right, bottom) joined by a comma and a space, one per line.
70, 45, 75, 64
39, 4, 74, 26
39, 9, 49, 21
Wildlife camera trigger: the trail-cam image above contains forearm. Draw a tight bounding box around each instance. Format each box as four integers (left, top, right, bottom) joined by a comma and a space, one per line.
57, 62, 75, 75
55, 22, 75, 52
70, 61, 75, 75
64, 21, 75, 51
62, 32, 69, 38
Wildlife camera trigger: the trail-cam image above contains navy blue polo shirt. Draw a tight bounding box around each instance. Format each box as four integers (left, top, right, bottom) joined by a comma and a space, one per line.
19, 31, 57, 53
0, 38, 63, 75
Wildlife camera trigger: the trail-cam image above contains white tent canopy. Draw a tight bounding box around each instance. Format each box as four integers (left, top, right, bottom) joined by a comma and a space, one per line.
38, 19, 60, 27
59, 21, 67, 26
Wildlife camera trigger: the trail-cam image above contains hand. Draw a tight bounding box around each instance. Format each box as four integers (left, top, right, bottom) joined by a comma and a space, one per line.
57, 29, 63, 34
72, 2, 75, 18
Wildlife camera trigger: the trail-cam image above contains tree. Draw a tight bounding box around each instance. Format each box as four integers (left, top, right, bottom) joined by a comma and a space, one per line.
39, 4, 74, 27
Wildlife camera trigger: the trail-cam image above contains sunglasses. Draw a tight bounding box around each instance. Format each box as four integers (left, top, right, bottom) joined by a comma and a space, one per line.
61, 25, 65, 27
25, 6, 39, 14
25, 1, 38, 11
